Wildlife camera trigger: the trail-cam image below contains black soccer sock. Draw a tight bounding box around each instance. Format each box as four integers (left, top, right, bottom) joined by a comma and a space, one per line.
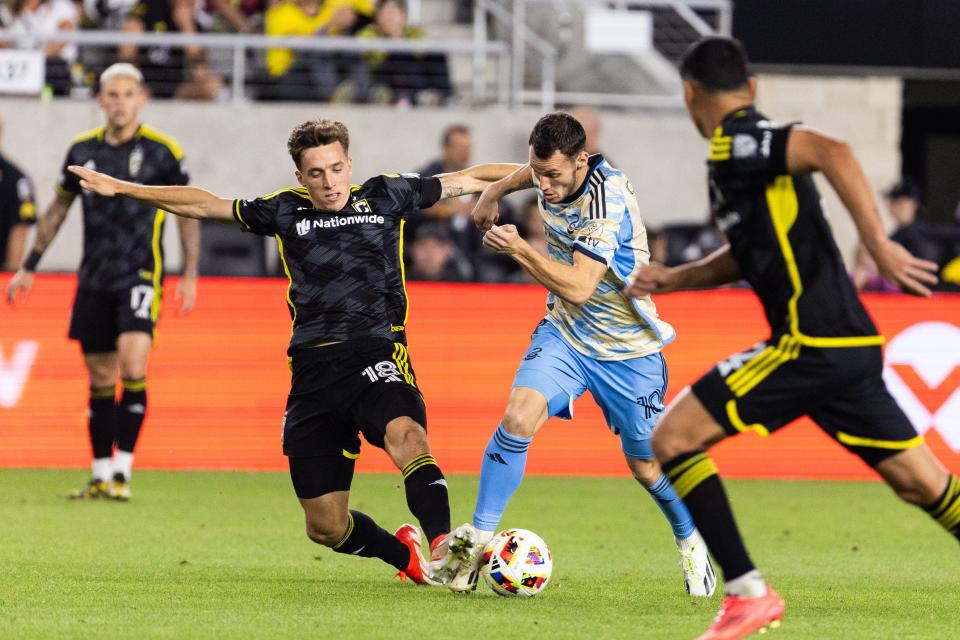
401, 453, 451, 545
925, 475, 960, 542
332, 510, 410, 570
88, 386, 116, 464
663, 449, 756, 581
115, 378, 147, 453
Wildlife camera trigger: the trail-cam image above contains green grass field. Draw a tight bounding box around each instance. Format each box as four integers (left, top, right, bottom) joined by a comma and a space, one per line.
1, 469, 955, 640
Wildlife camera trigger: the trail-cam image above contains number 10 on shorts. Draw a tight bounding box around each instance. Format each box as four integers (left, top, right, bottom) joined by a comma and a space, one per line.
362, 361, 402, 383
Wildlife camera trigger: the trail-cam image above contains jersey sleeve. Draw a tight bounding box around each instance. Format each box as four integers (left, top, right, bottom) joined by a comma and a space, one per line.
713, 123, 794, 181
15, 174, 36, 225
164, 147, 189, 186
571, 182, 626, 267
381, 174, 442, 213
233, 196, 279, 236
56, 144, 80, 199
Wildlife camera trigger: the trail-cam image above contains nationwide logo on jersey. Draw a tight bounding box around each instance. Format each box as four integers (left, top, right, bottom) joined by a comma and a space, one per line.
882, 322, 960, 451
129, 145, 144, 178
296, 214, 387, 236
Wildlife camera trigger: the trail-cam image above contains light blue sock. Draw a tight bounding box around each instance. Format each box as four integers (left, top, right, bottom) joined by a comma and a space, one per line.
473, 424, 532, 531
643, 473, 696, 539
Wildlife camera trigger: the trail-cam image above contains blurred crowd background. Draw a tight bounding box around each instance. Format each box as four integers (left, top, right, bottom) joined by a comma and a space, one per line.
1, 0, 959, 291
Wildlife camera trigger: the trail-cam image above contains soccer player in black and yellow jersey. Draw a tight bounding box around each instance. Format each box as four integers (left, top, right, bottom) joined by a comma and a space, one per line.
67, 118, 521, 585
627, 38, 959, 640
6, 63, 200, 502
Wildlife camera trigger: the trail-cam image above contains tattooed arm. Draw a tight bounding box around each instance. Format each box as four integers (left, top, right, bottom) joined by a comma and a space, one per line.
435, 163, 526, 200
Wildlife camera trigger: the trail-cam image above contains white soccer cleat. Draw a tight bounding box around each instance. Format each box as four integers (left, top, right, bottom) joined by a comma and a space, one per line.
677, 529, 717, 597
445, 523, 491, 593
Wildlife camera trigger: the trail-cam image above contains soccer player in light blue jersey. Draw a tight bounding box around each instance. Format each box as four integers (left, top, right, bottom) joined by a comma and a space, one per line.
438, 113, 715, 597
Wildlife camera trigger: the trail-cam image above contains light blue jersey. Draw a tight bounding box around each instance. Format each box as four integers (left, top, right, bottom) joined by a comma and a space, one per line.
472, 158, 695, 545
539, 154, 674, 360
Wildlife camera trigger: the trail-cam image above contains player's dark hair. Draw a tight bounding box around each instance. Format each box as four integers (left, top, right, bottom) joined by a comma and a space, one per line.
376, 0, 405, 11
679, 36, 751, 92
528, 112, 586, 160
441, 124, 470, 147
287, 119, 350, 168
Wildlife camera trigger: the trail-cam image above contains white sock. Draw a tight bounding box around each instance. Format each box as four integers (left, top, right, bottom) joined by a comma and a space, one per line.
676, 529, 704, 550
724, 569, 767, 598
113, 450, 134, 481
92, 458, 112, 482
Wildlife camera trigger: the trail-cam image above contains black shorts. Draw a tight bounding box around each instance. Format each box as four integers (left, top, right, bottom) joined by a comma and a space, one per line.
282, 338, 427, 460
68, 284, 160, 354
691, 334, 922, 467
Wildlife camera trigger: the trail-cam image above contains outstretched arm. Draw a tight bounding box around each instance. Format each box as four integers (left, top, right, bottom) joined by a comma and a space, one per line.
786, 127, 938, 296
482, 224, 606, 306
625, 244, 741, 298
435, 163, 525, 200
5, 194, 74, 305
68, 165, 235, 222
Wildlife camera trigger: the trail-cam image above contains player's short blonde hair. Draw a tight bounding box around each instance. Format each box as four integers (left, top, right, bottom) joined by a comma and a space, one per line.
99, 63, 144, 88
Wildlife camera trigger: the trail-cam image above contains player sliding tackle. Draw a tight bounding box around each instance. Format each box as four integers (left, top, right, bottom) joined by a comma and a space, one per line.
626, 38, 959, 640
69, 119, 522, 586
437, 113, 716, 597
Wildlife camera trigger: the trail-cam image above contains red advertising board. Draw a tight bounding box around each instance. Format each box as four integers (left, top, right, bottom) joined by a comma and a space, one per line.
1, 275, 958, 479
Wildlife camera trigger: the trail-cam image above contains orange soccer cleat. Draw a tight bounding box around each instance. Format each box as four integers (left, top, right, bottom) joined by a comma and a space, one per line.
697, 588, 786, 640
394, 523, 437, 586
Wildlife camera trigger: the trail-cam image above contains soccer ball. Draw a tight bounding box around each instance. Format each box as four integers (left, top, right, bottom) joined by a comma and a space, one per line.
480, 529, 552, 597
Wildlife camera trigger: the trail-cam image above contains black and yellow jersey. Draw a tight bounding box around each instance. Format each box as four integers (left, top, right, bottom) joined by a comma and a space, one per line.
0, 152, 36, 265
707, 106, 880, 347
57, 125, 189, 292
234, 174, 442, 354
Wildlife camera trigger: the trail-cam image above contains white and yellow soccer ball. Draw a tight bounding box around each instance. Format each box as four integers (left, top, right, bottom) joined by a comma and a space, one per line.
480, 529, 552, 597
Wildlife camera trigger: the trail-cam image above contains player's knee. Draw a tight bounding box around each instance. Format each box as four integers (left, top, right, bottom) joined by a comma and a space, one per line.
120, 365, 147, 381
628, 458, 661, 485
384, 418, 428, 452
500, 407, 536, 438
305, 518, 346, 547
888, 475, 941, 507
651, 427, 684, 462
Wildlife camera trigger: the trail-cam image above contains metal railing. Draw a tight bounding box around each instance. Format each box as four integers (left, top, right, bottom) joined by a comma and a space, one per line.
473, 0, 732, 110
1, 0, 732, 110
0, 29, 512, 106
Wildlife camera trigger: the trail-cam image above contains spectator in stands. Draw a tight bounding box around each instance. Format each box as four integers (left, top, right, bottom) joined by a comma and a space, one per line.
197, 0, 270, 33
82, 0, 139, 30
852, 178, 960, 291
120, 0, 205, 98
409, 123, 473, 241
173, 54, 228, 100
352, 0, 452, 106
1, 0, 81, 95
0, 119, 37, 272
408, 223, 472, 282
408, 124, 513, 281
262, 0, 373, 101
